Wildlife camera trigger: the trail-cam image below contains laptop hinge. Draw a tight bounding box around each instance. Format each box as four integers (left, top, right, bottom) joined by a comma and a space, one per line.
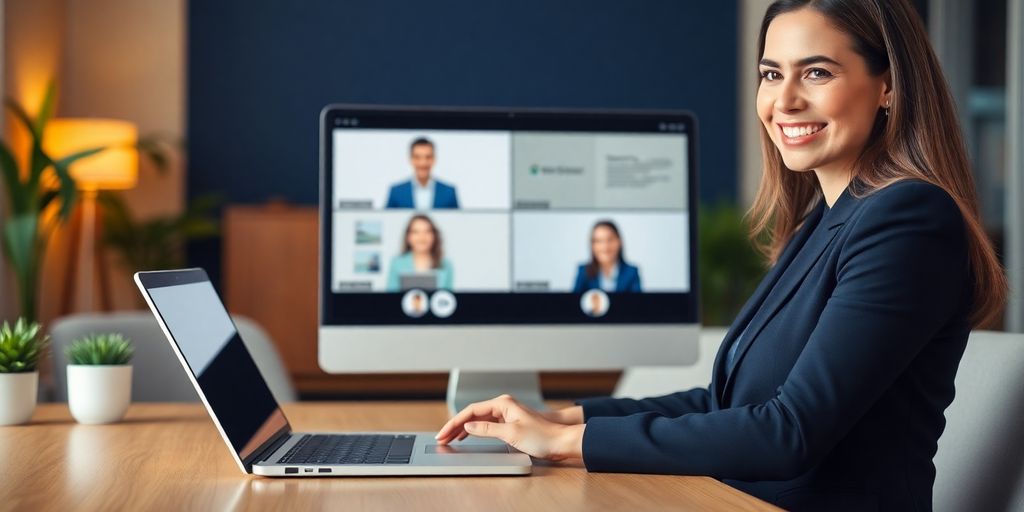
244, 428, 292, 470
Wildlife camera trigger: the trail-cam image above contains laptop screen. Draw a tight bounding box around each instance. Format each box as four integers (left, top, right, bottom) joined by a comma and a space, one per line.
137, 269, 288, 468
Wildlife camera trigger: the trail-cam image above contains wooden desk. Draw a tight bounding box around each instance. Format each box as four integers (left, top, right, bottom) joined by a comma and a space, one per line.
1, 403, 780, 511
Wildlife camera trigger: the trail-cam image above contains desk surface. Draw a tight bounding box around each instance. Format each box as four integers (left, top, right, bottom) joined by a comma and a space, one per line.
1, 403, 779, 511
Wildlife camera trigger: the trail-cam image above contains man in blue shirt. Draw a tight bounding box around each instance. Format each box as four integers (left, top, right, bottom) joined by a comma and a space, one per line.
385, 138, 460, 209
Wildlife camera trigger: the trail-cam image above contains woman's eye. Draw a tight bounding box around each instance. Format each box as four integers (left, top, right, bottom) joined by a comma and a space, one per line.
760, 70, 781, 81
806, 68, 833, 80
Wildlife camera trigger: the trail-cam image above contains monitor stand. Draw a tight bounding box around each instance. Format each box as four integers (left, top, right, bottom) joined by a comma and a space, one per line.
446, 369, 547, 416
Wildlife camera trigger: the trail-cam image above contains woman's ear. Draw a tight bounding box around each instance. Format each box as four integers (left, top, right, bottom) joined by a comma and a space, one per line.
880, 70, 893, 108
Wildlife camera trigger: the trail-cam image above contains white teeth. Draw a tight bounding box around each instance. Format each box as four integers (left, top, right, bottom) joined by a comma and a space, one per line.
782, 124, 823, 138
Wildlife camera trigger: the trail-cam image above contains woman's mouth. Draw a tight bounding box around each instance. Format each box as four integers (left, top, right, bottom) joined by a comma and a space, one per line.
778, 122, 827, 146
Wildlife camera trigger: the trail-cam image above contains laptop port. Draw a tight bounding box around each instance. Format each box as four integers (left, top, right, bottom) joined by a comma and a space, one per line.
284, 467, 298, 474
318, 468, 331, 473
304, 468, 314, 473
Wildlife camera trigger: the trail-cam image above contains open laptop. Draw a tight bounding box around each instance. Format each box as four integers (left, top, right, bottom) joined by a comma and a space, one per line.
135, 268, 532, 476
398, 273, 438, 291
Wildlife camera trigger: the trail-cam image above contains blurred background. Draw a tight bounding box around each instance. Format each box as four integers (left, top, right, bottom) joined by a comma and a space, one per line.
1, 0, 1021, 399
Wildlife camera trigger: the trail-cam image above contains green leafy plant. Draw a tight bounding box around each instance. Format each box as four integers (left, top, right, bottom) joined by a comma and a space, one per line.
1, 82, 97, 322
0, 80, 173, 321
0, 318, 49, 373
699, 202, 766, 327
99, 192, 219, 272
66, 333, 134, 365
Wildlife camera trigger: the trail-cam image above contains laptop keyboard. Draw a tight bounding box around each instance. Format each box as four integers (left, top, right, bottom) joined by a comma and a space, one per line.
278, 434, 415, 465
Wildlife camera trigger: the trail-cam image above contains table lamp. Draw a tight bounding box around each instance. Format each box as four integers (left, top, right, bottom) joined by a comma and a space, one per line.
44, 118, 138, 313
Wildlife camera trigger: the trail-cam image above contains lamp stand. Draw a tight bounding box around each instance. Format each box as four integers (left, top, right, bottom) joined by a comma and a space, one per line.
61, 190, 113, 315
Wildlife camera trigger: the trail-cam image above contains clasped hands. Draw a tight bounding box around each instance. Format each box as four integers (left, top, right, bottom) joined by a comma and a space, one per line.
435, 394, 586, 461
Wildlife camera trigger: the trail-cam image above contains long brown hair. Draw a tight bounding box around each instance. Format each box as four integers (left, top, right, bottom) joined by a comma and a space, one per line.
749, 0, 1006, 328
402, 214, 443, 269
585, 220, 626, 280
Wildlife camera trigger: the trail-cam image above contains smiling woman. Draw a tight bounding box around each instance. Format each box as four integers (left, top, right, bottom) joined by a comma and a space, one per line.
436, 1, 1007, 510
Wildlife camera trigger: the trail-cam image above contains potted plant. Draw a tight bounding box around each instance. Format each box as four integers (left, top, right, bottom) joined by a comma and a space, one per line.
0, 319, 48, 425
699, 202, 767, 326
66, 333, 134, 424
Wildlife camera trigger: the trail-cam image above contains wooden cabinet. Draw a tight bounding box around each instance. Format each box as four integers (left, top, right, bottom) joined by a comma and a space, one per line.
223, 204, 618, 399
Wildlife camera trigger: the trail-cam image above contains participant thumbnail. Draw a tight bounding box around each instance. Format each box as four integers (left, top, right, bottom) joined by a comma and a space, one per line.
332, 129, 511, 210
512, 212, 690, 293
333, 211, 511, 292
512, 132, 688, 210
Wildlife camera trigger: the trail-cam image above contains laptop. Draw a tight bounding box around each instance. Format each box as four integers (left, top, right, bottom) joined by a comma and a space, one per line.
135, 268, 532, 476
398, 273, 438, 291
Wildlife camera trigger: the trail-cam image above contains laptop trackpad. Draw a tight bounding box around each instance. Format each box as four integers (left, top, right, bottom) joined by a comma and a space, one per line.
426, 444, 510, 454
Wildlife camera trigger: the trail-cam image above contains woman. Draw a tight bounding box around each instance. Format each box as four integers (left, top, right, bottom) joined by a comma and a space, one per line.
436, 1, 1006, 509
385, 214, 453, 291
571, 221, 642, 293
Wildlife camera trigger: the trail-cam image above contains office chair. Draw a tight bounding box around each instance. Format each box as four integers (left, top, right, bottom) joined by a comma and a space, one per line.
933, 330, 1024, 512
49, 311, 297, 403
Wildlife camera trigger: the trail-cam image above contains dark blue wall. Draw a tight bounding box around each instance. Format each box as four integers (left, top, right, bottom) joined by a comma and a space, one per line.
187, 1, 739, 280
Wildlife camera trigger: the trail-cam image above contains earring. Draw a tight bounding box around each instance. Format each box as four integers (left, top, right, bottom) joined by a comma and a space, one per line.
884, 100, 891, 117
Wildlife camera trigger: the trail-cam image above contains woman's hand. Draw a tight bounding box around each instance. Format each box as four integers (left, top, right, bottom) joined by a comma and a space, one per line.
435, 394, 585, 461
541, 405, 585, 425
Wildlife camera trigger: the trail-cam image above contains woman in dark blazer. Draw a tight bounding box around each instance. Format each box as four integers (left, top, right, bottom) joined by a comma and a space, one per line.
437, 1, 1007, 510
571, 220, 642, 293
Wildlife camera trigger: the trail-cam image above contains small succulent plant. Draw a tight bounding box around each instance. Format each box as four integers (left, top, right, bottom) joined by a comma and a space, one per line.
66, 333, 134, 365
0, 318, 48, 373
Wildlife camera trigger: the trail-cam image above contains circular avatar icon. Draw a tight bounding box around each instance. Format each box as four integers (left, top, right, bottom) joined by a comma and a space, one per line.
401, 289, 430, 318
580, 289, 610, 317
430, 290, 457, 318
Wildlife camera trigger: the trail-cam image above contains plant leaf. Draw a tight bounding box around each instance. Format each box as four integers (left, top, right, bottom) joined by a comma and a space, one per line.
2, 215, 38, 279
4, 98, 39, 140
135, 136, 170, 174
53, 146, 106, 169
33, 80, 58, 136
0, 140, 26, 214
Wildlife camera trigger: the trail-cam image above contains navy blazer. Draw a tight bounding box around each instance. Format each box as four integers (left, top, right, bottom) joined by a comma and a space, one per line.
578, 180, 972, 511
385, 179, 459, 209
572, 262, 642, 293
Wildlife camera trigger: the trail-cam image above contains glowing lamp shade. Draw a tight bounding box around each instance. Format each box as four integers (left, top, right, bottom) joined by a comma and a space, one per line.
45, 118, 138, 191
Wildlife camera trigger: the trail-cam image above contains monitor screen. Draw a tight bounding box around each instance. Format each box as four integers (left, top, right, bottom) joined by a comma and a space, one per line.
321, 108, 697, 326
138, 270, 288, 467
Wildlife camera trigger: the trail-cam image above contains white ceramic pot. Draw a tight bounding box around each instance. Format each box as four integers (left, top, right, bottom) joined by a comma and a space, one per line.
67, 365, 132, 424
0, 371, 39, 425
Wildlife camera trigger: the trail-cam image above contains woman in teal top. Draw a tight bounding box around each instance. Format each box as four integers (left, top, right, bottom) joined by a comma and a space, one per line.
386, 214, 453, 291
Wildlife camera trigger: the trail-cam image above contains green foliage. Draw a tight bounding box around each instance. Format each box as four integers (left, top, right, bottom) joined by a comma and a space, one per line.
66, 333, 134, 365
99, 192, 220, 272
699, 202, 766, 327
0, 80, 176, 321
1, 81, 89, 322
0, 318, 48, 373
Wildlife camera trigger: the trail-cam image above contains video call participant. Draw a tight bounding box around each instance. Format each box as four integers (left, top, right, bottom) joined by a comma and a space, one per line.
572, 220, 642, 293
386, 214, 454, 291
385, 137, 460, 209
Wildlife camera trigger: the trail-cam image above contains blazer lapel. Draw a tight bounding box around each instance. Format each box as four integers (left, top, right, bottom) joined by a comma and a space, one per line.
616, 266, 629, 291
401, 182, 415, 207
718, 189, 858, 404
709, 201, 824, 404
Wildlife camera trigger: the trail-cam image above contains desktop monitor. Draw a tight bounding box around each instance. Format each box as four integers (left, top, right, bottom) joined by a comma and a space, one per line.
319, 106, 699, 411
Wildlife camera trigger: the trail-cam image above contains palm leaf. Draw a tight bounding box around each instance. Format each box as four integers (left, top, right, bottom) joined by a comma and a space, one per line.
33, 81, 58, 136
5, 98, 51, 193
2, 215, 38, 281
0, 140, 25, 214
46, 146, 104, 219
4, 98, 39, 139
135, 136, 170, 174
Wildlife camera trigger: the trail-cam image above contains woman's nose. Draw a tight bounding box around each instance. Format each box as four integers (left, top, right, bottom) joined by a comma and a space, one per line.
774, 78, 805, 113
